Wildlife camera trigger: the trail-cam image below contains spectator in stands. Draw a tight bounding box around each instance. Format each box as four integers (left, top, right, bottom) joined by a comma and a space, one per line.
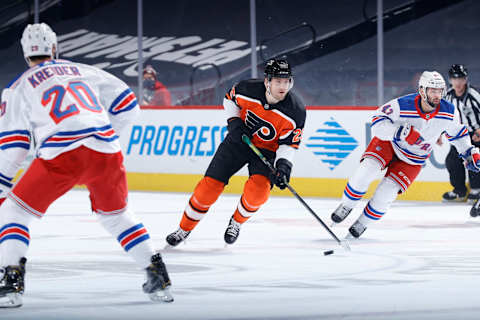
442, 64, 480, 203
142, 65, 171, 106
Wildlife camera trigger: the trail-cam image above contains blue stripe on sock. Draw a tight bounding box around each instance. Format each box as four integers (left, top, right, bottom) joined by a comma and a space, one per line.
0, 234, 29, 245
344, 189, 359, 201
0, 223, 28, 233
346, 183, 366, 196
367, 203, 384, 215
124, 234, 150, 251
117, 223, 143, 242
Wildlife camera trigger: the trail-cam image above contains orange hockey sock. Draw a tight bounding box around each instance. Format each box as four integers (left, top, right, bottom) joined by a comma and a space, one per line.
233, 174, 270, 224
179, 176, 224, 231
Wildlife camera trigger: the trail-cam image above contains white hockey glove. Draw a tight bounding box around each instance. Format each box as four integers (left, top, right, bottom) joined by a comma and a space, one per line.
395, 123, 423, 145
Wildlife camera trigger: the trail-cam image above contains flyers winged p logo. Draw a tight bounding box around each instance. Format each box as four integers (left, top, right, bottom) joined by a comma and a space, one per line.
245, 110, 276, 141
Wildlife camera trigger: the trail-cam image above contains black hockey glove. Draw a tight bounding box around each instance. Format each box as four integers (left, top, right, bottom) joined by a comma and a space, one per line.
274, 158, 292, 190
227, 117, 251, 143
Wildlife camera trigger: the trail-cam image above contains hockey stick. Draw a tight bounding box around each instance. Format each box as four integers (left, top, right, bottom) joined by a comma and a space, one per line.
242, 135, 351, 251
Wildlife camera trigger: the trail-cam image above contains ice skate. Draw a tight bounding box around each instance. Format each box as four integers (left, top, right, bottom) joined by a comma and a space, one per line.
442, 190, 467, 202
165, 227, 191, 247
331, 204, 353, 223
470, 199, 480, 217
143, 253, 173, 303
0, 257, 26, 308
224, 216, 241, 245
348, 221, 367, 238
467, 189, 480, 204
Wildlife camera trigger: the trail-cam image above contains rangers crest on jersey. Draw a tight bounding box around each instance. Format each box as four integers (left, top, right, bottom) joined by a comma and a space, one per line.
371, 93, 471, 165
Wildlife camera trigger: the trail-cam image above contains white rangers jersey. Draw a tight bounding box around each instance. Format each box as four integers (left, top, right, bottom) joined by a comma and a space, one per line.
371, 93, 472, 165
0, 59, 139, 190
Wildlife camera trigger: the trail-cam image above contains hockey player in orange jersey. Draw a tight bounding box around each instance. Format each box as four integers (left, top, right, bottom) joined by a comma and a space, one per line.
166, 59, 306, 246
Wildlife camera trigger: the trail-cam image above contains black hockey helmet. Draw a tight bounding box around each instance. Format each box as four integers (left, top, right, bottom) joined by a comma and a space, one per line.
264, 59, 292, 80
448, 64, 468, 78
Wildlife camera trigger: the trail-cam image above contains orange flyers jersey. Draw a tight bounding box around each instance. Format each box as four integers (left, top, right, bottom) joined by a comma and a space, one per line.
226, 79, 306, 152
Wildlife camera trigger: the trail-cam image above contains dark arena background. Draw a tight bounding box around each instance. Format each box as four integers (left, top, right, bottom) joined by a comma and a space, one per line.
1, 1, 480, 319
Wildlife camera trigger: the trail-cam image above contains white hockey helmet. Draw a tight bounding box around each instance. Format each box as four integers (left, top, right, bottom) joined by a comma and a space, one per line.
418, 71, 446, 100
20, 23, 57, 60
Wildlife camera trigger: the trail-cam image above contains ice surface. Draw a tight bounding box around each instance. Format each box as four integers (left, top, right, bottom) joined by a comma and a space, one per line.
2, 190, 480, 320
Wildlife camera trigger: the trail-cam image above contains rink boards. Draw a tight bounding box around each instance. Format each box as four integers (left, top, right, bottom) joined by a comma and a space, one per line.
120, 106, 453, 201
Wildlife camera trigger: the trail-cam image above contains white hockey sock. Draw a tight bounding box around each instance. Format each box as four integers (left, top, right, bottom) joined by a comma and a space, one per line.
0, 198, 35, 266
342, 158, 383, 209
97, 210, 155, 268
357, 177, 400, 227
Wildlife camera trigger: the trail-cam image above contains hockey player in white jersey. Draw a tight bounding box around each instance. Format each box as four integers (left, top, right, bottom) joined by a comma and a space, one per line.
0, 23, 173, 307
330, 71, 480, 238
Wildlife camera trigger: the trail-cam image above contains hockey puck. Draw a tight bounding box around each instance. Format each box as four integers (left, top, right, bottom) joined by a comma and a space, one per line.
323, 250, 334, 256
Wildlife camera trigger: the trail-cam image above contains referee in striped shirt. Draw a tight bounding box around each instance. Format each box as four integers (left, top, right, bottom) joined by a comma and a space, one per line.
442, 64, 480, 203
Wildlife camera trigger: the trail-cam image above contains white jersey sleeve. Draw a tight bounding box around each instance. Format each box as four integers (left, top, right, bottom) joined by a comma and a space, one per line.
370, 99, 401, 141
444, 106, 472, 155
0, 87, 32, 197
2, 59, 139, 161
94, 68, 140, 135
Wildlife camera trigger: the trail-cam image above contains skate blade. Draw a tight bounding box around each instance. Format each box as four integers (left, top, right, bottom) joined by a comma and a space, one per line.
163, 240, 188, 250
340, 239, 351, 251
163, 244, 174, 250
148, 287, 174, 303
344, 233, 354, 240
0, 293, 23, 308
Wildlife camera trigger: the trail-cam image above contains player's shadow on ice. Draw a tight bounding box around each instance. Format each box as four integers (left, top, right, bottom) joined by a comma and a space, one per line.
311, 238, 382, 245
162, 247, 232, 256
410, 221, 480, 229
